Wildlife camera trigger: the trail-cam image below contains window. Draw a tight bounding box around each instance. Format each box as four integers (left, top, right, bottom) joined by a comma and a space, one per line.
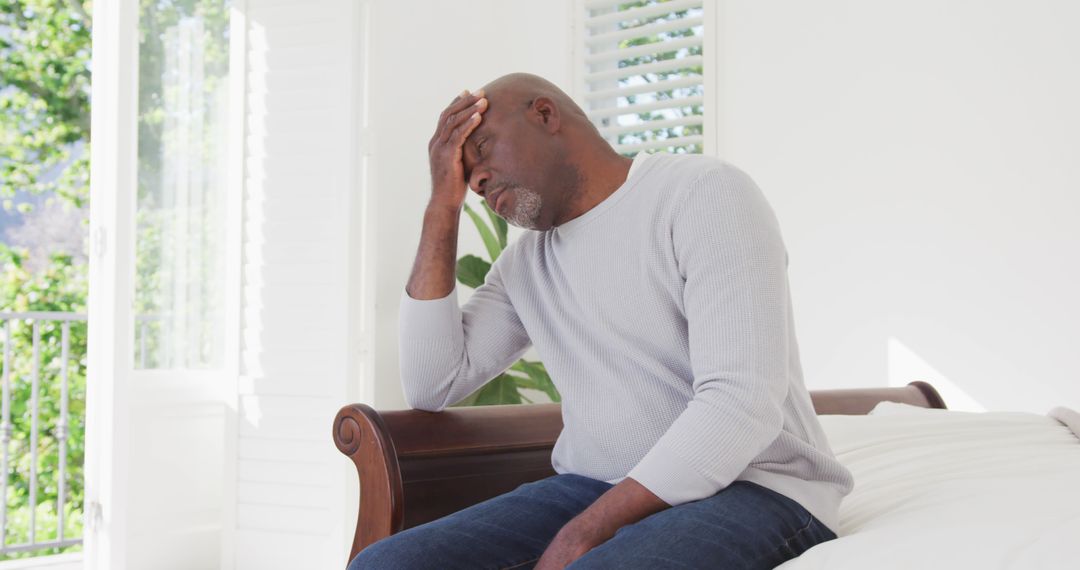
133, 1, 231, 369
576, 0, 706, 156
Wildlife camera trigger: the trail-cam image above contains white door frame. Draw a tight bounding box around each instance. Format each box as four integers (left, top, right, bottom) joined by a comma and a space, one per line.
86, 0, 138, 567
702, 0, 725, 158
86, 1, 242, 568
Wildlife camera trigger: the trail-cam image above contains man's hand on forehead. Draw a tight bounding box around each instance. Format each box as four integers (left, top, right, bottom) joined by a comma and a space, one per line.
426, 87, 488, 210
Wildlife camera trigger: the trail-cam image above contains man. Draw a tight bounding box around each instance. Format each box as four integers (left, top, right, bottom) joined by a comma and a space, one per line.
348, 72, 854, 569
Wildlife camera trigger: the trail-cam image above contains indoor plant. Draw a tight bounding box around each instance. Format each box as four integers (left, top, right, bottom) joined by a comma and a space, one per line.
449, 200, 561, 407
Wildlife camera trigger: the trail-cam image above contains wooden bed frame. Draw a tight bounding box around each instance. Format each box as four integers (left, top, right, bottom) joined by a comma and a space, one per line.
332, 380, 947, 563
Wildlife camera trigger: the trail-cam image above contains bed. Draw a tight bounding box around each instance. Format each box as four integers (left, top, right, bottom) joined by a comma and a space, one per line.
332, 381, 1080, 568
779, 396, 1080, 568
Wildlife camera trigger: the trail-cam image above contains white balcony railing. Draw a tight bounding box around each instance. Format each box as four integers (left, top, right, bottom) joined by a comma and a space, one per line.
0, 312, 85, 560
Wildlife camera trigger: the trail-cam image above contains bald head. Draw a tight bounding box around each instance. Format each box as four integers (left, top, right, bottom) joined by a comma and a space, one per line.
478, 72, 592, 129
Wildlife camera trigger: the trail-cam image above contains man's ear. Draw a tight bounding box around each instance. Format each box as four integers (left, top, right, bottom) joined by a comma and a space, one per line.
530, 96, 561, 133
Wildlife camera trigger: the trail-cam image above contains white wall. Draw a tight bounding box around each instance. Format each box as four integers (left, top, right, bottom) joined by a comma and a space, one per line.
365, 0, 574, 411
367, 0, 1080, 415
717, 0, 1080, 413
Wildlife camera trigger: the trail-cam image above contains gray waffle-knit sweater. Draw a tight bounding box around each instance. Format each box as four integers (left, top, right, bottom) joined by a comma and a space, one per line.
398, 151, 855, 534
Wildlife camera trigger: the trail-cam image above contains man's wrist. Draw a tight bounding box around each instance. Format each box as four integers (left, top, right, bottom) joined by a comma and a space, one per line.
426, 197, 463, 215
558, 477, 670, 547
557, 514, 613, 548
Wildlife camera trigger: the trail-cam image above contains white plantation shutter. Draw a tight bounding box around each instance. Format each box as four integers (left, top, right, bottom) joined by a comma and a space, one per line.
223, 0, 368, 568
576, 0, 709, 156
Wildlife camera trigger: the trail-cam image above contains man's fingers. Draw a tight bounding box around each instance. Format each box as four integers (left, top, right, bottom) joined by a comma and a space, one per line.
439, 89, 486, 123
448, 111, 482, 146
440, 97, 487, 144
441, 96, 485, 130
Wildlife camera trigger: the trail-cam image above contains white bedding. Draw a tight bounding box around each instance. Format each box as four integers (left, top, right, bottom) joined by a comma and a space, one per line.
777, 402, 1080, 569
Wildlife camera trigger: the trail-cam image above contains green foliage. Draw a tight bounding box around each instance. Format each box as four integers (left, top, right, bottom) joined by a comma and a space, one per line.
0, 0, 92, 210
462, 202, 504, 263
455, 254, 491, 290
0, 245, 86, 560
450, 201, 561, 408
1, 0, 97, 559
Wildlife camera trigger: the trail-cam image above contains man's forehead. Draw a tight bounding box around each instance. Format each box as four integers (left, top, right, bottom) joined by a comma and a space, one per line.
467, 94, 517, 144
473, 96, 517, 138
466, 119, 494, 146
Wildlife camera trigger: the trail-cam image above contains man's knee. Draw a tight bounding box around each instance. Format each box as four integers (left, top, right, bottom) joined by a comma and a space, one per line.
345, 545, 380, 570
347, 537, 410, 570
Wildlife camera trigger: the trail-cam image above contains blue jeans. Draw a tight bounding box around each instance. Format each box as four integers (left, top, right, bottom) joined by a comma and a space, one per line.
347, 473, 837, 569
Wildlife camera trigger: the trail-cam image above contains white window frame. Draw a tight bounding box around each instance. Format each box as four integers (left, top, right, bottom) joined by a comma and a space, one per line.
86, 1, 139, 566
570, 0, 724, 157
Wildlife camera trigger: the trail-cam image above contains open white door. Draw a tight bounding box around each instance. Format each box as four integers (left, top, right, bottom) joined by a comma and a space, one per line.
86, 1, 240, 568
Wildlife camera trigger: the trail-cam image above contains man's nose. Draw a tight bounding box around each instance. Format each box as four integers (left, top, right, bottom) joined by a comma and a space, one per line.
470, 172, 490, 195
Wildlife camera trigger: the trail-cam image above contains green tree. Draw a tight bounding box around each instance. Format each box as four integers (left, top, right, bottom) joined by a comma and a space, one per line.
0, 0, 92, 211
0, 0, 91, 560
0, 246, 86, 560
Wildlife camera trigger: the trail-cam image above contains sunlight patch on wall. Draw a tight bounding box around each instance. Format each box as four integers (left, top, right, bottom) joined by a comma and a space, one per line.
887, 337, 985, 412
239, 18, 267, 385
240, 394, 263, 429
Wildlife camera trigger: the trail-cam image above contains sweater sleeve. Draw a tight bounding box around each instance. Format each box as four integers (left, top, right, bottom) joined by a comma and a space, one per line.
625, 164, 791, 505
398, 250, 532, 411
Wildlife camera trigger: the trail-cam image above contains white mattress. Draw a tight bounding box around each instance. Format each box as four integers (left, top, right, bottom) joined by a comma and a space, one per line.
776, 402, 1080, 569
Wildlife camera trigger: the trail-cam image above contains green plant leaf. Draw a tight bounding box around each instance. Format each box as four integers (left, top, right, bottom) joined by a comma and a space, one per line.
463, 201, 503, 262
471, 374, 523, 406
456, 254, 491, 289
480, 199, 508, 249
449, 372, 522, 407
510, 359, 561, 403
449, 390, 482, 408
505, 372, 541, 391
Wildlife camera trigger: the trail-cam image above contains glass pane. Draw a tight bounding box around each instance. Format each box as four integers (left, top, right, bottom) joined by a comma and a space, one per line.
134, 1, 231, 369
587, 0, 705, 156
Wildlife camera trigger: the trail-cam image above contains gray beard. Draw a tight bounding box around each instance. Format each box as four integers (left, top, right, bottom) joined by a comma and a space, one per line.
503, 186, 543, 229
